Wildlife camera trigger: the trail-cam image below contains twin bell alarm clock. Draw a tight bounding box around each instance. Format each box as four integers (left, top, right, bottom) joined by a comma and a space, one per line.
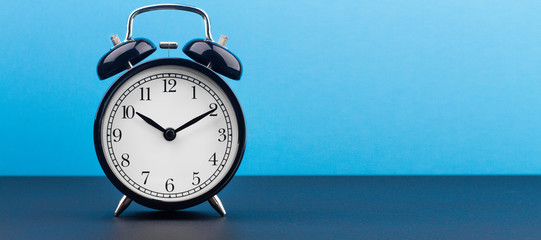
94, 4, 245, 217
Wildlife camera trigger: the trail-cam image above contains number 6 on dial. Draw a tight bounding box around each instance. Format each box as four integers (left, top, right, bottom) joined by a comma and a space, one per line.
94, 4, 245, 217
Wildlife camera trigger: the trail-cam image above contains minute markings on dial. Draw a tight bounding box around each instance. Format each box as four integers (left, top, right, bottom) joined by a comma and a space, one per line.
105, 72, 235, 198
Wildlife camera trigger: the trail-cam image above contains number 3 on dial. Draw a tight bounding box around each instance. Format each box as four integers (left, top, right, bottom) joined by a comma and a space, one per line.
95, 59, 246, 211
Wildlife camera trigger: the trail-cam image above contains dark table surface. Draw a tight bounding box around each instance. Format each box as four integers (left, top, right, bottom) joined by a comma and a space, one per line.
1, 176, 540, 239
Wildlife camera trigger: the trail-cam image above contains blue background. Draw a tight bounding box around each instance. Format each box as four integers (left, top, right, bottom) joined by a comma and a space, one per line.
0, 1, 540, 176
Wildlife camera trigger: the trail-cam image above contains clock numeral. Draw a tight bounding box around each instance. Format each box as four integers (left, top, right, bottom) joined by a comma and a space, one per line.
121, 105, 135, 119
141, 171, 150, 184
112, 128, 122, 142
209, 103, 218, 116
192, 86, 197, 99
192, 172, 200, 185
163, 79, 177, 92
165, 178, 174, 192
139, 87, 151, 101
121, 153, 130, 167
209, 153, 217, 166
218, 128, 227, 142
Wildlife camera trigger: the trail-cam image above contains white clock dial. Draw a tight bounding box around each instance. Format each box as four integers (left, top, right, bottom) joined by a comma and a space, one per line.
99, 64, 241, 202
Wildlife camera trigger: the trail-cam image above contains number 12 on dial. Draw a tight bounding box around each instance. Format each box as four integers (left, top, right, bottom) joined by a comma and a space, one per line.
95, 4, 244, 217
95, 60, 245, 214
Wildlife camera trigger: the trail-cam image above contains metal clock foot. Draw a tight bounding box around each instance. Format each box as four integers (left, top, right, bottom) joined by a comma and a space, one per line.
208, 195, 226, 217
114, 195, 132, 217
95, 4, 245, 215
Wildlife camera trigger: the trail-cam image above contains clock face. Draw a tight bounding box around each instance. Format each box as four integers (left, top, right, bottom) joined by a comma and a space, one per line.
95, 59, 245, 209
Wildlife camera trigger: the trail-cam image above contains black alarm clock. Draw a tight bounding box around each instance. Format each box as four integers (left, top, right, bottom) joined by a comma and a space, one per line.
94, 4, 245, 217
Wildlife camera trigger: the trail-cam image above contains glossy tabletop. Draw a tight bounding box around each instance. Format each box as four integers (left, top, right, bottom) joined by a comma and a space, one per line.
0, 176, 540, 239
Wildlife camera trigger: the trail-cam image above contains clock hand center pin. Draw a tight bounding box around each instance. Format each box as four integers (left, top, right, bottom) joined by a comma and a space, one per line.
163, 128, 177, 141
136, 112, 178, 141
136, 109, 216, 141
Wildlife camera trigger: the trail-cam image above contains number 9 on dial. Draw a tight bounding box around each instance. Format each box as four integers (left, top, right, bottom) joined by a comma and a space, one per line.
94, 4, 245, 217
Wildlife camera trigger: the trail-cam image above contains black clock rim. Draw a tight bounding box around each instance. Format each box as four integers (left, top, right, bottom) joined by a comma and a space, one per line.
94, 58, 246, 211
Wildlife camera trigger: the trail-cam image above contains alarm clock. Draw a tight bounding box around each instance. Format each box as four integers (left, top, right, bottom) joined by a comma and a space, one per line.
94, 4, 245, 217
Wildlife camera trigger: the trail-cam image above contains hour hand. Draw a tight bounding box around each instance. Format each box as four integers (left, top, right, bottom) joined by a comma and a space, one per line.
136, 112, 166, 133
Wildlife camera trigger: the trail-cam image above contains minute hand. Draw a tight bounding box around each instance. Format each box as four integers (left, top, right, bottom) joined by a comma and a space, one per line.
175, 108, 217, 133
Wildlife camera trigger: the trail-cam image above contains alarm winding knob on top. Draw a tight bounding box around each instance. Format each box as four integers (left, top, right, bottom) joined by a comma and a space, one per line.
94, 4, 246, 217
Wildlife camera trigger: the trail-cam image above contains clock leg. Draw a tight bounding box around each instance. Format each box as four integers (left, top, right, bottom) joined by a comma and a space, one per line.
114, 195, 132, 217
208, 195, 226, 217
